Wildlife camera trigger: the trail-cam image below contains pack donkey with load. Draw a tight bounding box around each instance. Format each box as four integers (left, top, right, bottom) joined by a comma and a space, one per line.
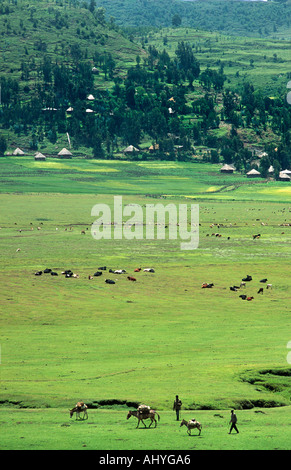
127, 404, 160, 428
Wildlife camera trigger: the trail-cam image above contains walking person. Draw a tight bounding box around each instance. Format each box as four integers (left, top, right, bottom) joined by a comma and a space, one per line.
229, 410, 239, 434
173, 395, 182, 421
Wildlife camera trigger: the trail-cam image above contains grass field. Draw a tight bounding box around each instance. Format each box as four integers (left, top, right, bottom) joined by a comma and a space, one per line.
0, 159, 290, 450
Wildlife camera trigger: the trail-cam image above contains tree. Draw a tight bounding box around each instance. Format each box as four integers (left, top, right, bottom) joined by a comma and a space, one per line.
172, 14, 182, 27
0, 134, 7, 156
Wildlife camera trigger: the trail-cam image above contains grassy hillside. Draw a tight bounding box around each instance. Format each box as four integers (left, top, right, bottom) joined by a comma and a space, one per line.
136, 27, 291, 95
0, 0, 141, 93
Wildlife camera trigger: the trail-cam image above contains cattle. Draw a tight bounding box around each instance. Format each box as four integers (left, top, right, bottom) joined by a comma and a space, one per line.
88, 275, 93, 280
127, 276, 136, 281
252, 234, 261, 239
242, 275, 252, 282
34, 271, 42, 276
143, 268, 155, 273
105, 279, 115, 284
93, 271, 102, 277
113, 269, 126, 274
240, 282, 246, 288
257, 288, 264, 294
260, 278, 268, 283
44, 268, 52, 273
247, 296, 254, 301
202, 283, 214, 288
230, 286, 238, 292
62, 270, 73, 276
239, 295, 247, 300
267, 284, 272, 289
81, 230, 86, 235
98, 266, 106, 270
51, 271, 58, 276
16, 248, 21, 252
134, 268, 141, 272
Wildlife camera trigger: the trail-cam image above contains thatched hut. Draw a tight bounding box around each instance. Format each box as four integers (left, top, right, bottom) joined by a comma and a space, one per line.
246, 169, 261, 178
34, 152, 46, 161
220, 164, 235, 174
13, 148, 25, 155
279, 171, 290, 181
124, 145, 139, 154
58, 148, 72, 159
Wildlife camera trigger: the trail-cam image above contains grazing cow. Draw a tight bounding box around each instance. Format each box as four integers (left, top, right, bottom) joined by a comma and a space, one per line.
240, 282, 246, 288
242, 275, 252, 282
247, 296, 254, 301
105, 279, 115, 284
94, 271, 102, 277
252, 234, 261, 239
127, 409, 160, 428
127, 276, 136, 281
134, 268, 141, 272
69, 402, 88, 420
260, 279, 268, 283
257, 288, 264, 294
202, 283, 214, 288
44, 268, 52, 273
180, 419, 202, 436
62, 270, 73, 276
267, 284, 272, 289
230, 286, 238, 292
239, 295, 247, 300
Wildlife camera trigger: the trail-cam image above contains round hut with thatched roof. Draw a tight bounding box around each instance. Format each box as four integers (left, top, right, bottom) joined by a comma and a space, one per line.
279, 171, 291, 182
220, 164, 235, 174
123, 145, 139, 154
246, 169, 261, 178
58, 148, 72, 159
13, 148, 25, 156
34, 152, 46, 161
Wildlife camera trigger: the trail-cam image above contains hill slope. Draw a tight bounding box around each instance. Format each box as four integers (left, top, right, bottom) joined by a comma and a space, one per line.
0, 0, 141, 90
98, 0, 291, 39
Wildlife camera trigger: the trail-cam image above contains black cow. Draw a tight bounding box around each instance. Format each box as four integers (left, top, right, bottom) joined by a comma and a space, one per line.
105, 279, 115, 284
94, 271, 103, 277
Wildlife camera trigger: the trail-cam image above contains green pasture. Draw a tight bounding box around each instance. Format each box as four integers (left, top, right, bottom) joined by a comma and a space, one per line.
1, 408, 290, 450
0, 159, 290, 450
1, 156, 291, 202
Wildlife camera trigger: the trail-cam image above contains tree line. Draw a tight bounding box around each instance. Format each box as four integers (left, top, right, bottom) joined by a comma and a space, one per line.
0, 37, 290, 175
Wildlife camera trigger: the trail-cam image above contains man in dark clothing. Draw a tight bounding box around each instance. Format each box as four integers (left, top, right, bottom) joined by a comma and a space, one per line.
229, 410, 239, 434
173, 395, 182, 421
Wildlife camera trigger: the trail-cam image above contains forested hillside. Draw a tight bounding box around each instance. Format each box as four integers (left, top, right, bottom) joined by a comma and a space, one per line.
0, 0, 290, 178
97, 0, 291, 39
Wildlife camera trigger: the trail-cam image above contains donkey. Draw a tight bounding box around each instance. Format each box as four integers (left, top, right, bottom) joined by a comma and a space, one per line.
127, 409, 160, 428
69, 401, 88, 420
180, 418, 202, 435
